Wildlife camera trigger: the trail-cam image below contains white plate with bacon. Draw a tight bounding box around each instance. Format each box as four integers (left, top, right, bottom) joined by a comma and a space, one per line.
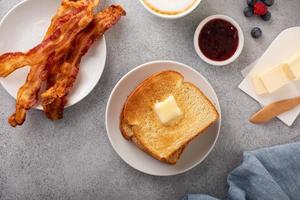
0, 0, 125, 127
0, 0, 107, 110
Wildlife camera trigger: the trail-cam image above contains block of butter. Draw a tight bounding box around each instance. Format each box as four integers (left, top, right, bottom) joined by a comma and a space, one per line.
154, 95, 182, 125
251, 75, 268, 95
251, 52, 300, 96
286, 51, 300, 80
259, 64, 290, 93
252, 64, 290, 95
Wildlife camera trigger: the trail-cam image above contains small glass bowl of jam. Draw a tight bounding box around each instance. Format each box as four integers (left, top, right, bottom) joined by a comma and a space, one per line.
194, 15, 244, 66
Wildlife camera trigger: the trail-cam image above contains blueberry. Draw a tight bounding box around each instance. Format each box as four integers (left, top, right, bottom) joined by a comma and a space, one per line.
251, 27, 262, 38
244, 6, 254, 17
261, 11, 271, 21
262, 0, 274, 6
247, 0, 256, 7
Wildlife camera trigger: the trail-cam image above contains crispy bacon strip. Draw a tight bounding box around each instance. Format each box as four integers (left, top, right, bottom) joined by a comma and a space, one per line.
0, 0, 97, 77
46, 0, 99, 36
7, 0, 98, 127
41, 5, 125, 120
5, 2, 81, 127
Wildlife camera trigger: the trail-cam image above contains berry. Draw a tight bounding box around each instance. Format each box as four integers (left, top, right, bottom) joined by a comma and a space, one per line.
251, 27, 262, 38
254, 2, 268, 15
261, 11, 271, 21
262, 0, 274, 7
244, 6, 254, 17
247, 0, 256, 7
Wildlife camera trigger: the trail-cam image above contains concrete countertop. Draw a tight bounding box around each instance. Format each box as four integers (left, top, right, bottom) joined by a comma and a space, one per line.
0, 0, 300, 199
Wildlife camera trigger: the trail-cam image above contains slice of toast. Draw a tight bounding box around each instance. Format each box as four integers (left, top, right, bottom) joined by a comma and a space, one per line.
120, 108, 187, 164
120, 71, 219, 164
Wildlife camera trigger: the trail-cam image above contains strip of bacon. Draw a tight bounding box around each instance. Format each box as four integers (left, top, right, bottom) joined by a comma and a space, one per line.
0, 1, 88, 78
5, 2, 80, 127
41, 5, 126, 120
0, 0, 97, 77
7, 0, 98, 127
46, 0, 99, 36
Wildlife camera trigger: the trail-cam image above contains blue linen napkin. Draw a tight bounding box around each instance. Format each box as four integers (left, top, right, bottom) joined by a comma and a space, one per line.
183, 142, 300, 200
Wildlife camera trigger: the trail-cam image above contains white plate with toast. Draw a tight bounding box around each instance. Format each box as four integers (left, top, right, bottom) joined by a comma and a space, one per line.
0, 0, 106, 110
106, 60, 221, 176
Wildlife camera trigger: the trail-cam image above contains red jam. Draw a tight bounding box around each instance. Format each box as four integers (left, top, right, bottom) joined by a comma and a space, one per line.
198, 19, 239, 62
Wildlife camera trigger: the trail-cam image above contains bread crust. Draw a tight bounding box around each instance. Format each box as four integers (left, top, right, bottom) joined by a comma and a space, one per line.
119, 70, 219, 164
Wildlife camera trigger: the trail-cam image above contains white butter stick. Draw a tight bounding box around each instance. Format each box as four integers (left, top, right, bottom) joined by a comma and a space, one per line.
251, 75, 268, 95
251, 51, 300, 96
286, 51, 300, 80
259, 64, 290, 93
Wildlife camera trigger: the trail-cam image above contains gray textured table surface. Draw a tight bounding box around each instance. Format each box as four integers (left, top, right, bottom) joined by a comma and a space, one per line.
0, 0, 300, 199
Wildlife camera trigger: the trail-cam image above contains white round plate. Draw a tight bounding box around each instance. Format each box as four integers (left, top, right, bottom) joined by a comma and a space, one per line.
106, 60, 221, 176
0, 0, 106, 109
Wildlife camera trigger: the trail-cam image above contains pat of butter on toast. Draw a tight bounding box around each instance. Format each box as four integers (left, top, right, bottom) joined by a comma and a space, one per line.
154, 95, 182, 125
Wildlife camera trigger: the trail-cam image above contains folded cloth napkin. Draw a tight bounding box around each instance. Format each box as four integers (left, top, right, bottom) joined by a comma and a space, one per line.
183, 142, 300, 200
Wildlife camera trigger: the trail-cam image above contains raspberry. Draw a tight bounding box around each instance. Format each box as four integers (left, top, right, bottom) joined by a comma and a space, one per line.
254, 2, 268, 15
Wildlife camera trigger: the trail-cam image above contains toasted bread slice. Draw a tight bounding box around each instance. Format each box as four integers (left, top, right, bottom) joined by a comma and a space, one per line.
120, 71, 219, 164
120, 108, 187, 164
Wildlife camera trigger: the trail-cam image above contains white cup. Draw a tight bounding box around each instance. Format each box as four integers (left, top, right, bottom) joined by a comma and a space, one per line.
194, 15, 244, 66
139, 0, 202, 19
